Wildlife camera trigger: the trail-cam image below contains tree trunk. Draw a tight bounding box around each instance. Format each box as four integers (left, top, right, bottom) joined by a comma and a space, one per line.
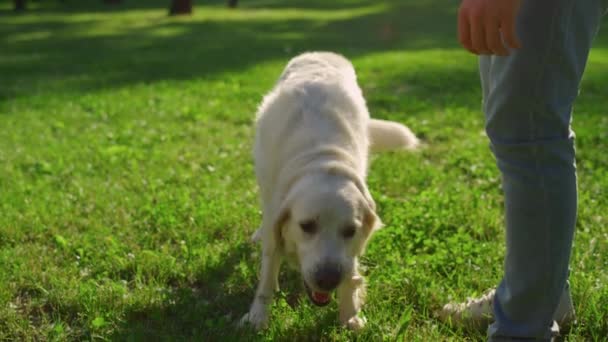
14, 0, 26, 11
227, 0, 238, 8
169, 0, 192, 15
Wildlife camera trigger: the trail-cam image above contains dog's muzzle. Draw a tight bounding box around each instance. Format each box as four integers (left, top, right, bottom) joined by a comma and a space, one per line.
314, 263, 342, 292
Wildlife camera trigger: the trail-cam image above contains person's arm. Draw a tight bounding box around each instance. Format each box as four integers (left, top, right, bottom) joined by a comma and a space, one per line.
458, 0, 522, 55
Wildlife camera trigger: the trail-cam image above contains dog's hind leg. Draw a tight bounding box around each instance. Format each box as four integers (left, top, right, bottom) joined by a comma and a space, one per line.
239, 246, 281, 330
337, 266, 367, 330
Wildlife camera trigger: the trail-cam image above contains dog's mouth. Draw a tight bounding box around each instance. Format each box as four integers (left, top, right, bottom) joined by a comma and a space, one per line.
304, 282, 331, 307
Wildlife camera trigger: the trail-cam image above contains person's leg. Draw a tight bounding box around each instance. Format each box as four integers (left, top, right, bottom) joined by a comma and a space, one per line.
480, 0, 604, 340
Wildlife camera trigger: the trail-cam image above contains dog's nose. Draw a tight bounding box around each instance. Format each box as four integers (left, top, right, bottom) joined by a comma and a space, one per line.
314, 264, 342, 291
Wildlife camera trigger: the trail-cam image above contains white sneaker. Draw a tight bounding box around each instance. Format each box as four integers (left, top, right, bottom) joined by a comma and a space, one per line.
438, 287, 576, 330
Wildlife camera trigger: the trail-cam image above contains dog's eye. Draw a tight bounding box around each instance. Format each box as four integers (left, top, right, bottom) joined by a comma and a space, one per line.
342, 226, 356, 239
300, 221, 317, 234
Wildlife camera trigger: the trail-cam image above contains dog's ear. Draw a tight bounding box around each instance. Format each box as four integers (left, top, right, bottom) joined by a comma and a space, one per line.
272, 206, 290, 248
362, 200, 383, 233
354, 181, 383, 233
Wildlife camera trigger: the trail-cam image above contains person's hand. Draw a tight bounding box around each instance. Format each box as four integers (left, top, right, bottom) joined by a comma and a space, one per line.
458, 0, 522, 56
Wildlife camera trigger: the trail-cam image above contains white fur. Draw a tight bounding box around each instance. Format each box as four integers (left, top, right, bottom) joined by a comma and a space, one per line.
369, 118, 420, 152
240, 52, 419, 331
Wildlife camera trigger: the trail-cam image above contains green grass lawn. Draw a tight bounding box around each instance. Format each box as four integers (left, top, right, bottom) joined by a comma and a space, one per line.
1, 0, 607, 340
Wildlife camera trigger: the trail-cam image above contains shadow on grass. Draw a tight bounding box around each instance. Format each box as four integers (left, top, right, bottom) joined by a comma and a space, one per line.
110, 242, 341, 340
0, 0, 461, 101
1, 0, 379, 13
1, 0, 606, 101
110, 242, 254, 340
0, 0, 176, 14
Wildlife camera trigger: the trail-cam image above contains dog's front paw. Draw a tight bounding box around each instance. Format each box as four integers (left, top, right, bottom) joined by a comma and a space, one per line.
343, 314, 367, 331
239, 308, 269, 330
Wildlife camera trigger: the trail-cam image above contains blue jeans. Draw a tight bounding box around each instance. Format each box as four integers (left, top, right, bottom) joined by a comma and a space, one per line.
479, 0, 605, 340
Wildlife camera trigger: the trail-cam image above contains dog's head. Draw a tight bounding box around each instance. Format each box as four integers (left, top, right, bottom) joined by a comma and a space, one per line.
273, 174, 381, 306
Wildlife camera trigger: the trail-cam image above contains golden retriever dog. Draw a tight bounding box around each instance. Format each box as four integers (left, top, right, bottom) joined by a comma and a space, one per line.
240, 52, 419, 331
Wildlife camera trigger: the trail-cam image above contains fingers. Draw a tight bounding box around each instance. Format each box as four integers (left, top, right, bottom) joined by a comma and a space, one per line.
485, 19, 508, 56
457, 0, 522, 56
458, 2, 493, 55
458, 6, 475, 54
500, 17, 522, 50
470, 13, 490, 55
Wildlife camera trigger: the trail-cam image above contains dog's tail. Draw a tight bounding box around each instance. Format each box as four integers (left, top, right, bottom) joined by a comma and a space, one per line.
368, 118, 420, 152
